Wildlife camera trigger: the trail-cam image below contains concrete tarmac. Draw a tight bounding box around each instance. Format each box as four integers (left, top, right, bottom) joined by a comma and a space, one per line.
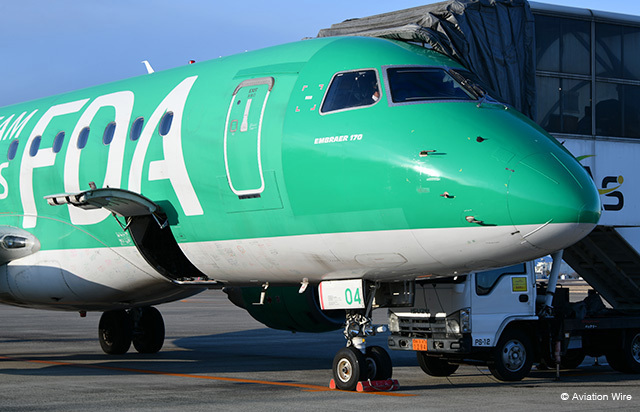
1, 289, 639, 411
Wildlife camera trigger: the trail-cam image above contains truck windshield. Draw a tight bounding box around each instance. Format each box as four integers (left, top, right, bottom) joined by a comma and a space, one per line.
386, 67, 475, 103
476, 263, 527, 296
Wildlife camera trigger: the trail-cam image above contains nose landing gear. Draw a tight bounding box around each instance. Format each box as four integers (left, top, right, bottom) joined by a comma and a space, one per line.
331, 311, 394, 390
330, 284, 394, 391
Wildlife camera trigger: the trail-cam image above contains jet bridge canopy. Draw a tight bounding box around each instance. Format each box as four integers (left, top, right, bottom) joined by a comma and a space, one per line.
317, 0, 537, 119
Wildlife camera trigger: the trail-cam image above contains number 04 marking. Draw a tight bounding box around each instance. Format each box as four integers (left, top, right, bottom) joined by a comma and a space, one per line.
318, 280, 365, 310
344, 287, 362, 305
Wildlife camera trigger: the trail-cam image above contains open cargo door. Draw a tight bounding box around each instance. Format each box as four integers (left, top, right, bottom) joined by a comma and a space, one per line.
46, 188, 218, 287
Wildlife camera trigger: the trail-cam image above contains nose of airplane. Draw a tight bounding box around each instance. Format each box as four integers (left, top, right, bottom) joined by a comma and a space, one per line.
507, 150, 601, 252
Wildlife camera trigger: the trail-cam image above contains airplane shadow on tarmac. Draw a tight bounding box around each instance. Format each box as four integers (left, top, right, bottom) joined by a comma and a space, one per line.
0, 327, 416, 377
1, 327, 638, 389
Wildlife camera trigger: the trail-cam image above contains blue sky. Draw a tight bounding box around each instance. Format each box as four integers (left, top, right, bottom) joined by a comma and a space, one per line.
1, 0, 639, 108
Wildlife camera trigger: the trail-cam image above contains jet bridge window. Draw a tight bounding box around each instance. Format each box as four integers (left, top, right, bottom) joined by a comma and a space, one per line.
321, 69, 380, 113
476, 263, 527, 296
387, 67, 475, 104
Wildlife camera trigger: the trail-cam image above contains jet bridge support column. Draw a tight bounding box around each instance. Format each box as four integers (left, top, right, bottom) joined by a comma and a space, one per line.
539, 250, 564, 317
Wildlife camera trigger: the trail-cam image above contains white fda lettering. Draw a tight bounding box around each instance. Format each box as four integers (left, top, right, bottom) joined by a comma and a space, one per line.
17, 76, 203, 229
65, 91, 134, 225
128, 76, 203, 216
21, 100, 89, 229
0, 110, 39, 141
0, 162, 9, 200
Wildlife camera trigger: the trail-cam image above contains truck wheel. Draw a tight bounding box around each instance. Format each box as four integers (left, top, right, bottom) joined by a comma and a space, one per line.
625, 330, 640, 373
489, 328, 533, 381
416, 352, 459, 376
606, 329, 640, 373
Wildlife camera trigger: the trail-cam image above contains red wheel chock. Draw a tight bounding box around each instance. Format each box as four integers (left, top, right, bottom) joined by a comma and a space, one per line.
329, 379, 400, 392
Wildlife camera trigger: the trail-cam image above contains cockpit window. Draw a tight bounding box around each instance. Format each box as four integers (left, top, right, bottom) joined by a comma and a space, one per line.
321, 69, 380, 113
386, 67, 475, 103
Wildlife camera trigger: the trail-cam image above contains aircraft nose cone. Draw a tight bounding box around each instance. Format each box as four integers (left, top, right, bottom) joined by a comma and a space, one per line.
507, 151, 601, 252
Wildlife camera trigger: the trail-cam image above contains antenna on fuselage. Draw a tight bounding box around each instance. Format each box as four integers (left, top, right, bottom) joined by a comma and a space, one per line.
141, 60, 155, 74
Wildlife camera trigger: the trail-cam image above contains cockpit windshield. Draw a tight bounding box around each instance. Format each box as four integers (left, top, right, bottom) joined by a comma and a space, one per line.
321, 70, 380, 113
386, 67, 476, 103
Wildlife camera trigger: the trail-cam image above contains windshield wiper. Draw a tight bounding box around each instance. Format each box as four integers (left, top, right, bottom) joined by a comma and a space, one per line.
449, 69, 484, 99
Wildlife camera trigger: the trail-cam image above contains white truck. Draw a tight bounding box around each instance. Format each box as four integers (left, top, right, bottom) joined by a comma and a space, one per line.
386, 260, 640, 381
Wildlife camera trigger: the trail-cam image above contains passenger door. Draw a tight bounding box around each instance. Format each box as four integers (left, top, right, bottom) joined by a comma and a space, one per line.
224, 77, 274, 198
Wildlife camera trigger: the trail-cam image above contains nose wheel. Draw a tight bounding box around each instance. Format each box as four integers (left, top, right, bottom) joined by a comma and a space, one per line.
332, 347, 367, 390
331, 308, 393, 391
364, 345, 393, 381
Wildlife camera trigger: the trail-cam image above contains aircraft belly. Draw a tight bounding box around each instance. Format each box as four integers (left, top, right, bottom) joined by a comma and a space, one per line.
173, 226, 522, 283
179, 222, 594, 283
178, 230, 425, 283
0, 247, 183, 310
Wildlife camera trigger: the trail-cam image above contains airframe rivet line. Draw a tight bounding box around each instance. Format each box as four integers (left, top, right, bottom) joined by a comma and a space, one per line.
0, 355, 415, 397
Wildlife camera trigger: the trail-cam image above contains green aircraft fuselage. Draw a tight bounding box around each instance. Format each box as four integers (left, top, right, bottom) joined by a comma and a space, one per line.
0, 36, 600, 310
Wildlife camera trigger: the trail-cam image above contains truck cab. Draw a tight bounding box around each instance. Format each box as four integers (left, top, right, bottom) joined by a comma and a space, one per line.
387, 262, 537, 380
387, 260, 640, 381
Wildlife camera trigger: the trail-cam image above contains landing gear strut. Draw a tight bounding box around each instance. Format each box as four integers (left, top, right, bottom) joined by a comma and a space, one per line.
331, 284, 392, 391
98, 306, 165, 355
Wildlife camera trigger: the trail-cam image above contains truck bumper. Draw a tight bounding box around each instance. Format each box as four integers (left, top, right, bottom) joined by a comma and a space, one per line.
387, 334, 471, 353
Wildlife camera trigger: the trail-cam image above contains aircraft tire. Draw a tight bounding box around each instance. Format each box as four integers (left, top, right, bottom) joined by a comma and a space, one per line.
488, 328, 533, 381
332, 347, 367, 391
98, 310, 133, 355
416, 352, 459, 377
365, 345, 393, 380
132, 307, 165, 354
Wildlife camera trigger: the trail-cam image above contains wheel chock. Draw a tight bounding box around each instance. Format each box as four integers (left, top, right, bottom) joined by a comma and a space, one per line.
329, 379, 400, 392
